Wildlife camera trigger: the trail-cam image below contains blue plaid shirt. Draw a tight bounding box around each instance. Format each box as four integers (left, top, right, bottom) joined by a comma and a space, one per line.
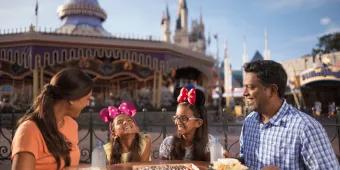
240, 100, 339, 170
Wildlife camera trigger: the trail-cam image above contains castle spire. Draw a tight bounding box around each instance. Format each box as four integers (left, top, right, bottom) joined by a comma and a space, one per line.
199, 7, 203, 25
161, 4, 171, 43
174, 0, 189, 47
263, 29, 271, 60
242, 36, 249, 65
242, 36, 249, 85
176, 0, 188, 32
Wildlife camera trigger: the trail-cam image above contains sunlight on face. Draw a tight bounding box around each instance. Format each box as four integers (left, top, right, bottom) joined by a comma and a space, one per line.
112, 114, 138, 136
174, 105, 201, 135
243, 73, 269, 113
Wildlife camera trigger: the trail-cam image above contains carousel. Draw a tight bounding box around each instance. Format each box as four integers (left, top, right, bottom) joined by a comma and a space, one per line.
0, 0, 214, 111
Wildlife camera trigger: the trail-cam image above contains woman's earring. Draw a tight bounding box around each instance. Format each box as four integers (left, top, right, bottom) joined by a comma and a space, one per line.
69, 101, 74, 105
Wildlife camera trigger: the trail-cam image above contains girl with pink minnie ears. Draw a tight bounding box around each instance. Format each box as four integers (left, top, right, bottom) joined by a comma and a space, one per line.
99, 101, 151, 164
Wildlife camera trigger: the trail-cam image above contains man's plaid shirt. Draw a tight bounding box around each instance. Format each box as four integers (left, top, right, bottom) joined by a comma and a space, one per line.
240, 100, 339, 170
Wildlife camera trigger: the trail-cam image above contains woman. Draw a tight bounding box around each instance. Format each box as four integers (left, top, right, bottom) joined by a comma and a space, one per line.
11, 68, 93, 170
99, 102, 151, 164
159, 87, 210, 161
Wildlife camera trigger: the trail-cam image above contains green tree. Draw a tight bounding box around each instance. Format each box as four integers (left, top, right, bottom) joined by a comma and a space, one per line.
312, 32, 340, 56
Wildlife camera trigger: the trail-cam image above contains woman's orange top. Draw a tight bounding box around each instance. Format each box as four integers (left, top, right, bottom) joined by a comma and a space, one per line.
11, 116, 80, 170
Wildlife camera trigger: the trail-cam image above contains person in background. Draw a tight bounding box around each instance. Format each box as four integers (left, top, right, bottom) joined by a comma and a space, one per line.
100, 101, 151, 164
11, 68, 93, 170
159, 87, 210, 161
238, 60, 339, 169
328, 102, 336, 118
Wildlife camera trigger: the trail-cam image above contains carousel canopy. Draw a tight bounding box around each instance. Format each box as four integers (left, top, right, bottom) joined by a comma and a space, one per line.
56, 0, 111, 37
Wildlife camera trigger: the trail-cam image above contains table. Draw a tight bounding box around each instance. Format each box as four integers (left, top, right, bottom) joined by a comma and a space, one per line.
66, 160, 210, 170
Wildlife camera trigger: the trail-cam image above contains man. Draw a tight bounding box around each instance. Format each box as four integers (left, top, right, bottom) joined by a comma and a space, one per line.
240, 60, 339, 169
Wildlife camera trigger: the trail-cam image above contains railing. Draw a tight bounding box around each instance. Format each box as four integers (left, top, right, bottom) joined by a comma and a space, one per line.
1, 110, 340, 163
0, 26, 162, 42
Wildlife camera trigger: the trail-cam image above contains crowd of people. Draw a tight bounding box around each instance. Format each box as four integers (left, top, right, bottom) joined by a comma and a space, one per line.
11, 60, 339, 170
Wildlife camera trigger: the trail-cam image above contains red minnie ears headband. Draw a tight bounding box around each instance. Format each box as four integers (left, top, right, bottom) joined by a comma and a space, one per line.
177, 87, 196, 105
99, 101, 137, 123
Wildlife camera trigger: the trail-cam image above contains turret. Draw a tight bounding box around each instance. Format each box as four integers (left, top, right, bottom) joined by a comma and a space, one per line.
174, 0, 189, 47
161, 5, 171, 43
179, 0, 188, 32
263, 29, 271, 60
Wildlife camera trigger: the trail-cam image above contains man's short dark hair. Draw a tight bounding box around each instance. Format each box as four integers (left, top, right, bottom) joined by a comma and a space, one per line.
244, 60, 287, 98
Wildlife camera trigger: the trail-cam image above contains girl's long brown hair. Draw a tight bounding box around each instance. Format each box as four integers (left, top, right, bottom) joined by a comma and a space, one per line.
170, 89, 209, 161
109, 133, 141, 164
17, 68, 93, 169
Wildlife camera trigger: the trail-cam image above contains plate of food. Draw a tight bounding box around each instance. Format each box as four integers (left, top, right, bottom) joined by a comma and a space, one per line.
132, 163, 199, 170
212, 158, 248, 170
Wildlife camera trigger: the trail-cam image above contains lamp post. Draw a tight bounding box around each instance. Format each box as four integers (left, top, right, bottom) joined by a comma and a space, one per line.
336, 106, 340, 153
214, 34, 219, 63
215, 82, 222, 121
161, 108, 167, 139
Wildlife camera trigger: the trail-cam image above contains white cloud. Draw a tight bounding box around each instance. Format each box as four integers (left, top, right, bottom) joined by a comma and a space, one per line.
293, 25, 340, 42
320, 17, 332, 25
261, 0, 338, 10
291, 34, 319, 43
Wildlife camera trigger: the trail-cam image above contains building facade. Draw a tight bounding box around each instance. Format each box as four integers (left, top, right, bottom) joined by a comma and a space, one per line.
281, 52, 340, 115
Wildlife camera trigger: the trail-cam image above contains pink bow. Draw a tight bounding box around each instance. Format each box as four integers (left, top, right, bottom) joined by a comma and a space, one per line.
99, 101, 137, 123
177, 87, 196, 105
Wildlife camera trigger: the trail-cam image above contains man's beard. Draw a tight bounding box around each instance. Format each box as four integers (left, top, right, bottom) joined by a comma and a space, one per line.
245, 101, 257, 113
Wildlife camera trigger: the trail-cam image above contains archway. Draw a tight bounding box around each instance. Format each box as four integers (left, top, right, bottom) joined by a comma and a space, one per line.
301, 80, 340, 115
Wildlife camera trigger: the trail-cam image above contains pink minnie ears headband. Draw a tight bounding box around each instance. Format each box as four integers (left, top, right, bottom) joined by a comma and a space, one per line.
99, 101, 137, 123
177, 87, 196, 105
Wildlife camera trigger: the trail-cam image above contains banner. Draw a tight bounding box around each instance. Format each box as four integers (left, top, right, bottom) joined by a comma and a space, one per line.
300, 65, 340, 86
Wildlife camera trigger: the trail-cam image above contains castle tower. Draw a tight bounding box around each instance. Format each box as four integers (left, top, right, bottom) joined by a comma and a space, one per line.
194, 9, 206, 53
179, 0, 188, 32
161, 4, 171, 43
173, 0, 189, 47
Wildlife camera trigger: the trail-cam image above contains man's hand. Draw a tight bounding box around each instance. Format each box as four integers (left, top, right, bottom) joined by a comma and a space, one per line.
223, 150, 230, 158
262, 165, 280, 170
223, 150, 237, 158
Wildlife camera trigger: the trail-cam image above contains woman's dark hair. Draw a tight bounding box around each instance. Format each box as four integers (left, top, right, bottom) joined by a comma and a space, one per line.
244, 60, 287, 98
170, 88, 209, 161
17, 67, 93, 169
109, 120, 141, 164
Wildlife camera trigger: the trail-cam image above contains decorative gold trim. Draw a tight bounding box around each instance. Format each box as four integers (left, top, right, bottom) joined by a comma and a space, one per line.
58, 3, 107, 21
0, 70, 32, 80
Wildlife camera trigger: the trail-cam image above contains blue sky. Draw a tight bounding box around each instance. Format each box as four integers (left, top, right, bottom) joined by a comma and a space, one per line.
1, 0, 340, 69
